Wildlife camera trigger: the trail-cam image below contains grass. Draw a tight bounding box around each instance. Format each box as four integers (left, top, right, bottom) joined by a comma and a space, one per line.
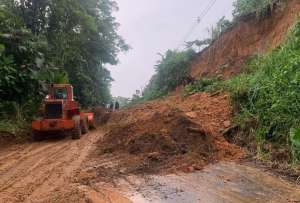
227, 21, 300, 162
184, 77, 222, 95
0, 101, 34, 140
0, 119, 29, 137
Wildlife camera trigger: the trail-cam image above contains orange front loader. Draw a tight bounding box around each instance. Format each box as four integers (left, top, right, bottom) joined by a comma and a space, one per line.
32, 84, 95, 140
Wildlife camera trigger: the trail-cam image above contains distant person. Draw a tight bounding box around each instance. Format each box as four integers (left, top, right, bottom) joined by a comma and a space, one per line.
109, 101, 114, 111
115, 101, 120, 110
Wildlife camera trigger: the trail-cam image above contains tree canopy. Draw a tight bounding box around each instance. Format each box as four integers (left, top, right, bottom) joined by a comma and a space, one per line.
232, 0, 285, 19
0, 0, 128, 113
141, 49, 196, 101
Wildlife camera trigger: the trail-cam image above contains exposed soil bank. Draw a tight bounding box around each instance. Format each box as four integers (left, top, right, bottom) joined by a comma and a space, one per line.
190, 0, 300, 79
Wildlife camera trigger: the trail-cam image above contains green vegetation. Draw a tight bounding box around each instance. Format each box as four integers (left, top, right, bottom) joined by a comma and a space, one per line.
127, 49, 196, 105
113, 96, 130, 108
141, 49, 196, 101
0, 0, 128, 137
290, 128, 300, 163
225, 22, 300, 162
233, 0, 272, 18
233, 0, 286, 19
185, 77, 221, 95
187, 17, 232, 50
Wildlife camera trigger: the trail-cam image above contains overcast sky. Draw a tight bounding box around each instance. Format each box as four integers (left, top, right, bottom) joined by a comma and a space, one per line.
108, 0, 235, 98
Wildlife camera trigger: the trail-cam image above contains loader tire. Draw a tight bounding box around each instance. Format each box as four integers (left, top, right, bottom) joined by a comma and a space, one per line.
72, 116, 81, 140
89, 118, 97, 130
81, 117, 89, 135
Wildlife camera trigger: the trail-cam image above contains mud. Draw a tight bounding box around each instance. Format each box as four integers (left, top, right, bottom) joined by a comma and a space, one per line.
124, 161, 300, 203
0, 125, 299, 202
0, 131, 130, 203
92, 107, 111, 126
0, 92, 299, 202
97, 93, 243, 175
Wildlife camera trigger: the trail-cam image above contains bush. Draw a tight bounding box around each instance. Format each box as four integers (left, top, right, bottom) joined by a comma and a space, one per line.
142, 49, 196, 101
184, 77, 222, 95
226, 21, 300, 161
0, 0, 128, 138
233, 0, 286, 19
290, 128, 300, 163
0, 101, 33, 137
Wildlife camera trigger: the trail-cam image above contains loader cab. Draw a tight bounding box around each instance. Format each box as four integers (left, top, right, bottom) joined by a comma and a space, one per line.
43, 84, 79, 119
47, 84, 74, 101
53, 88, 68, 100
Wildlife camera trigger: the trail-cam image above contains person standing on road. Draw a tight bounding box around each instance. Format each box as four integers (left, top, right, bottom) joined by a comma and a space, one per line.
115, 101, 120, 110
109, 101, 114, 111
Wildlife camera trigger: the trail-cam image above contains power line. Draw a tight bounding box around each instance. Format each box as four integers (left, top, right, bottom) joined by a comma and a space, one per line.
183, 0, 217, 45
176, 0, 217, 50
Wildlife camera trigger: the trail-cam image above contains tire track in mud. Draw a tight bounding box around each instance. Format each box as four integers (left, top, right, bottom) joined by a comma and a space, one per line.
0, 131, 103, 203
0, 143, 71, 194
0, 143, 70, 185
0, 143, 59, 171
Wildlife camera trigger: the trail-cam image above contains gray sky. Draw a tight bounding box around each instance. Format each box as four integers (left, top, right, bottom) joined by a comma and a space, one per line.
108, 0, 235, 97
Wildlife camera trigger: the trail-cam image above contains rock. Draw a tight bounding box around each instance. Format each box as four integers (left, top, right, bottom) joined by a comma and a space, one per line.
160, 128, 168, 134
187, 127, 205, 134
185, 112, 197, 119
187, 166, 195, 172
223, 120, 231, 128
193, 165, 203, 171
147, 152, 161, 162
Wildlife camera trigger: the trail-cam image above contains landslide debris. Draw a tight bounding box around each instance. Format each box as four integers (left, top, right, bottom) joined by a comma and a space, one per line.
92, 93, 244, 177
91, 107, 111, 126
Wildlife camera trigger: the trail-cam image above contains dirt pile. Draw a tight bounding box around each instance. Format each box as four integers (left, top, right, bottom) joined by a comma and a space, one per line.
190, 0, 300, 79
94, 92, 243, 175
91, 107, 111, 126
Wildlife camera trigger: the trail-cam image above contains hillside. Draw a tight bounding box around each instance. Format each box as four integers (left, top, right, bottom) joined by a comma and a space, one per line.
190, 0, 300, 79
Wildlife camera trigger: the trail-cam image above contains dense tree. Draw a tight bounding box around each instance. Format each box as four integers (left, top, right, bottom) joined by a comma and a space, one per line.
0, 0, 128, 137
0, 0, 128, 111
232, 0, 286, 18
0, 6, 45, 105
142, 49, 196, 100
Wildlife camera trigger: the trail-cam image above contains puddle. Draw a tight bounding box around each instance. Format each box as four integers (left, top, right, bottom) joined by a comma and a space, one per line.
121, 162, 300, 203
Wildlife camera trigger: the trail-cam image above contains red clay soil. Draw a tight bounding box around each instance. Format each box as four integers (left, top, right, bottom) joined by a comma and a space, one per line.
190, 0, 300, 79
96, 92, 244, 176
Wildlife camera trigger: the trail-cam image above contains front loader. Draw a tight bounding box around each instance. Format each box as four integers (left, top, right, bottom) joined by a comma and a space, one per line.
31, 84, 95, 140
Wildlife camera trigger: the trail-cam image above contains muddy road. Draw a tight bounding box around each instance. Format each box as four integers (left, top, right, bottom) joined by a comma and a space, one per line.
0, 131, 130, 203
125, 162, 300, 203
0, 130, 299, 203
1, 92, 300, 203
